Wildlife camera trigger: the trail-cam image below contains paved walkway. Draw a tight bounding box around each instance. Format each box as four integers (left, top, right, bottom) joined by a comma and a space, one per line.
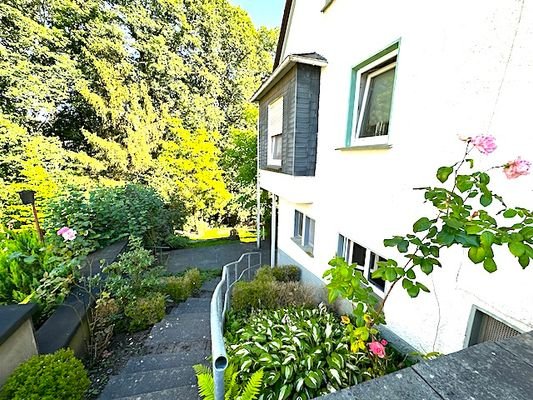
99, 279, 217, 399
166, 241, 270, 273
319, 330, 533, 400
99, 242, 268, 400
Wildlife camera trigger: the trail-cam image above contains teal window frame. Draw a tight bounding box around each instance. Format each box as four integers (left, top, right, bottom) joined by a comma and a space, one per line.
345, 41, 401, 147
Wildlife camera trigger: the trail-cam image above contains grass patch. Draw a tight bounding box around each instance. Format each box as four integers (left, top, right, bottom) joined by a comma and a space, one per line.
187, 227, 256, 248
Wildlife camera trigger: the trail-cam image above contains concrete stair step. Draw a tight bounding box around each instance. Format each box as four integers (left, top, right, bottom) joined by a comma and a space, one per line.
144, 338, 211, 355
146, 318, 210, 345
171, 298, 211, 315
99, 366, 197, 399
111, 386, 200, 400
156, 312, 210, 326
123, 351, 209, 374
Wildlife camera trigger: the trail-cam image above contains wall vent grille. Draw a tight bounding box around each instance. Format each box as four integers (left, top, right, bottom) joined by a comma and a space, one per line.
470, 310, 520, 345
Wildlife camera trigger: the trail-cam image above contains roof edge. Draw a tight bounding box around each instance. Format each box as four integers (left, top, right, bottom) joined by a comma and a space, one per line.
251, 53, 327, 102
273, 0, 293, 69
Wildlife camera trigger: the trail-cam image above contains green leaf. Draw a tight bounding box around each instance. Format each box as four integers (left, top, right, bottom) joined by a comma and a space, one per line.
406, 269, 416, 279
483, 258, 497, 273
402, 279, 413, 289
480, 193, 492, 207
417, 282, 430, 292
436, 166, 454, 183
478, 172, 490, 185
413, 217, 432, 233
397, 240, 409, 253
420, 259, 433, 275
503, 209, 517, 218
508, 241, 526, 257
480, 231, 495, 247
468, 247, 486, 264
518, 254, 530, 269
456, 175, 474, 192
407, 285, 420, 298
384, 268, 397, 282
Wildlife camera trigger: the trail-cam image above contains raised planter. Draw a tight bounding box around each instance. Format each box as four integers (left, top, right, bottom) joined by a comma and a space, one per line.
35, 240, 127, 356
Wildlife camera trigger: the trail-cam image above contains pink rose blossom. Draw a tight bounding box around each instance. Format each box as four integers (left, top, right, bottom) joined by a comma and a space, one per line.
368, 341, 386, 358
503, 157, 531, 179
57, 226, 70, 235
470, 135, 497, 154
381, 339, 388, 346
57, 227, 77, 241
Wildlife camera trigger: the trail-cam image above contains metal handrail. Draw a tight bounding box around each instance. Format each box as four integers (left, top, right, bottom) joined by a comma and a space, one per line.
210, 251, 262, 400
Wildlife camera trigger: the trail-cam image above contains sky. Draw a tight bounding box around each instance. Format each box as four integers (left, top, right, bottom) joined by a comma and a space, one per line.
230, 0, 285, 28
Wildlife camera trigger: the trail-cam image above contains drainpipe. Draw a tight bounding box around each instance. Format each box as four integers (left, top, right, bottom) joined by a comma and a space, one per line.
271, 194, 277, 268
256, 116, 261, 250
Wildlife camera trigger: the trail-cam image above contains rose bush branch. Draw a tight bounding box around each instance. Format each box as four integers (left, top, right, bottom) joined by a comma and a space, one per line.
325, 135, 532, 343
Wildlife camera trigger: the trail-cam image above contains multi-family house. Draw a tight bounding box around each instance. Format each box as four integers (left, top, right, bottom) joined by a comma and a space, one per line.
253, 0, 533, 354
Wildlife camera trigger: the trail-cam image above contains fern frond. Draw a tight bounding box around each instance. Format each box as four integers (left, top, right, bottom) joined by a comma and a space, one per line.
238, 369, 264, 400
193, 364, 215, 400
194, 364, 212, 376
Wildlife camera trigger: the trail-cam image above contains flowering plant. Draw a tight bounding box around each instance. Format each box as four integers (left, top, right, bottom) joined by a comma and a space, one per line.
325, 135, 532, 347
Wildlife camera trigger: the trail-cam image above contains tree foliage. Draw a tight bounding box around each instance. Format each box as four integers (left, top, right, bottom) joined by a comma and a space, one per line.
0, 0, 277, 226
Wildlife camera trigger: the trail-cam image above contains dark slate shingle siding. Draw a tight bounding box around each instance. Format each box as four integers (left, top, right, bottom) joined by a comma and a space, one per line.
258, 63, 320, 177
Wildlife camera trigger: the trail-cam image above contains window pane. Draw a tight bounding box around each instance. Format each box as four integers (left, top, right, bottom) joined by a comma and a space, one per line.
360, 67, 395, 138
368, 253, 386, 291
272, 134, 282, 160
337, 235, 346, 257
351, 242, 366, 267
294, 211, 303, 238
268, 97, 283, 136
306, 218, 315, 247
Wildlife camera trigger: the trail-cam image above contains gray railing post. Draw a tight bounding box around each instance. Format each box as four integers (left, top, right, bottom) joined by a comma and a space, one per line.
210, 252, 261, 400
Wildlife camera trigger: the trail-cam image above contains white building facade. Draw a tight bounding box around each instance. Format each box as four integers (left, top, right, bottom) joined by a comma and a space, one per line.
254, 0, 533, 354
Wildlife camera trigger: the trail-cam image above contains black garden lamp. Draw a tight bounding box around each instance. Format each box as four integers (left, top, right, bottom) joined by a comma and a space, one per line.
18, 190, 44, 243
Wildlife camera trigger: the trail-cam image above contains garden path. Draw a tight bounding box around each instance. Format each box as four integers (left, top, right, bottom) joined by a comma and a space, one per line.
165, 241, 270, 273
98, 278, 218, 399
98, 242, 269, 400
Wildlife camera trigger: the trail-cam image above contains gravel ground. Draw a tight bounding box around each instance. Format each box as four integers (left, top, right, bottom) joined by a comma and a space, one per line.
85, 329, 150, 399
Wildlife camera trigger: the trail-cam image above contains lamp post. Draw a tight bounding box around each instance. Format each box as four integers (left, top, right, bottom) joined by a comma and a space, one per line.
18, 190, 44, 243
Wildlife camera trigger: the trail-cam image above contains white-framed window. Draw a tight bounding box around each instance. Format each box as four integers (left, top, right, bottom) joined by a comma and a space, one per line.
293, 210, 315, 256
337, 234, 386, 294
268, 96, 283, 166
352, 49, 398, 146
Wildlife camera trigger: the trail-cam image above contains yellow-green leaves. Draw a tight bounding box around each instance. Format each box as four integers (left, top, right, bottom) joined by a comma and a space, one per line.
437, 166, 454, 183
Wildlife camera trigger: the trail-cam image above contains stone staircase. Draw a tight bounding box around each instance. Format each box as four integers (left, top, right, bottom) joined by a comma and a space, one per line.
99, 278, 220, 400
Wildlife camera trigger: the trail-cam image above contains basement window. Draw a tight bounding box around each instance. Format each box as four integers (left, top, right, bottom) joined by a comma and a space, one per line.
337, 234, 386, 294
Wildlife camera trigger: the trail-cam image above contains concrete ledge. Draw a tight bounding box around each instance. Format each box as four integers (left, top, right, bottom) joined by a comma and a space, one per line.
0, 304, 37, 346
0, 304, 38, 386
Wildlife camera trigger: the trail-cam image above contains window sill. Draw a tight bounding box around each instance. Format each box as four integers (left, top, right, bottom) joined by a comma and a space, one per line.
321, 0, 335, 12
264, 165, 282, 172
336, 143, 392, 151
291, 237, 314, 257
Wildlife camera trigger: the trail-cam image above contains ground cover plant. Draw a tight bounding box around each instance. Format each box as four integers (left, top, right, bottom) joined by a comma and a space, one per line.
0, 349, 90, 400
225, 305, 409, 400
194, 363, 264, 400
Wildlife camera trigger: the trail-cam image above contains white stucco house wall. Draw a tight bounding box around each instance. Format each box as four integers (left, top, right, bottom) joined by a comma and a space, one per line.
253, 0, 533, 354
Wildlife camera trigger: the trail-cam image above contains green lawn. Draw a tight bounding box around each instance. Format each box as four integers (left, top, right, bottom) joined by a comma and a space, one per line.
186, 227, 256, 248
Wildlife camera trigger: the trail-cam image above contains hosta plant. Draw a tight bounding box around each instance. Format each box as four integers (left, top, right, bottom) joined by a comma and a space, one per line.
193, 363, 263, 400
225, 305, 375, 400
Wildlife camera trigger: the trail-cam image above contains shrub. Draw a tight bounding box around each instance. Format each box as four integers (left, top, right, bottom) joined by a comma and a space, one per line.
165, 234, 190, 249
183, 268, 202, 296
164, 275, 190, 302
272, 265, 301, 282
164, 268, 203, 302
45, 184, 186, 248
194, 363, 263, 400
102, 236, 163, 300
124, 292, 166, 332
225, 305, 370, 400
231, 276, 315, 313
0, 348, 90, 400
